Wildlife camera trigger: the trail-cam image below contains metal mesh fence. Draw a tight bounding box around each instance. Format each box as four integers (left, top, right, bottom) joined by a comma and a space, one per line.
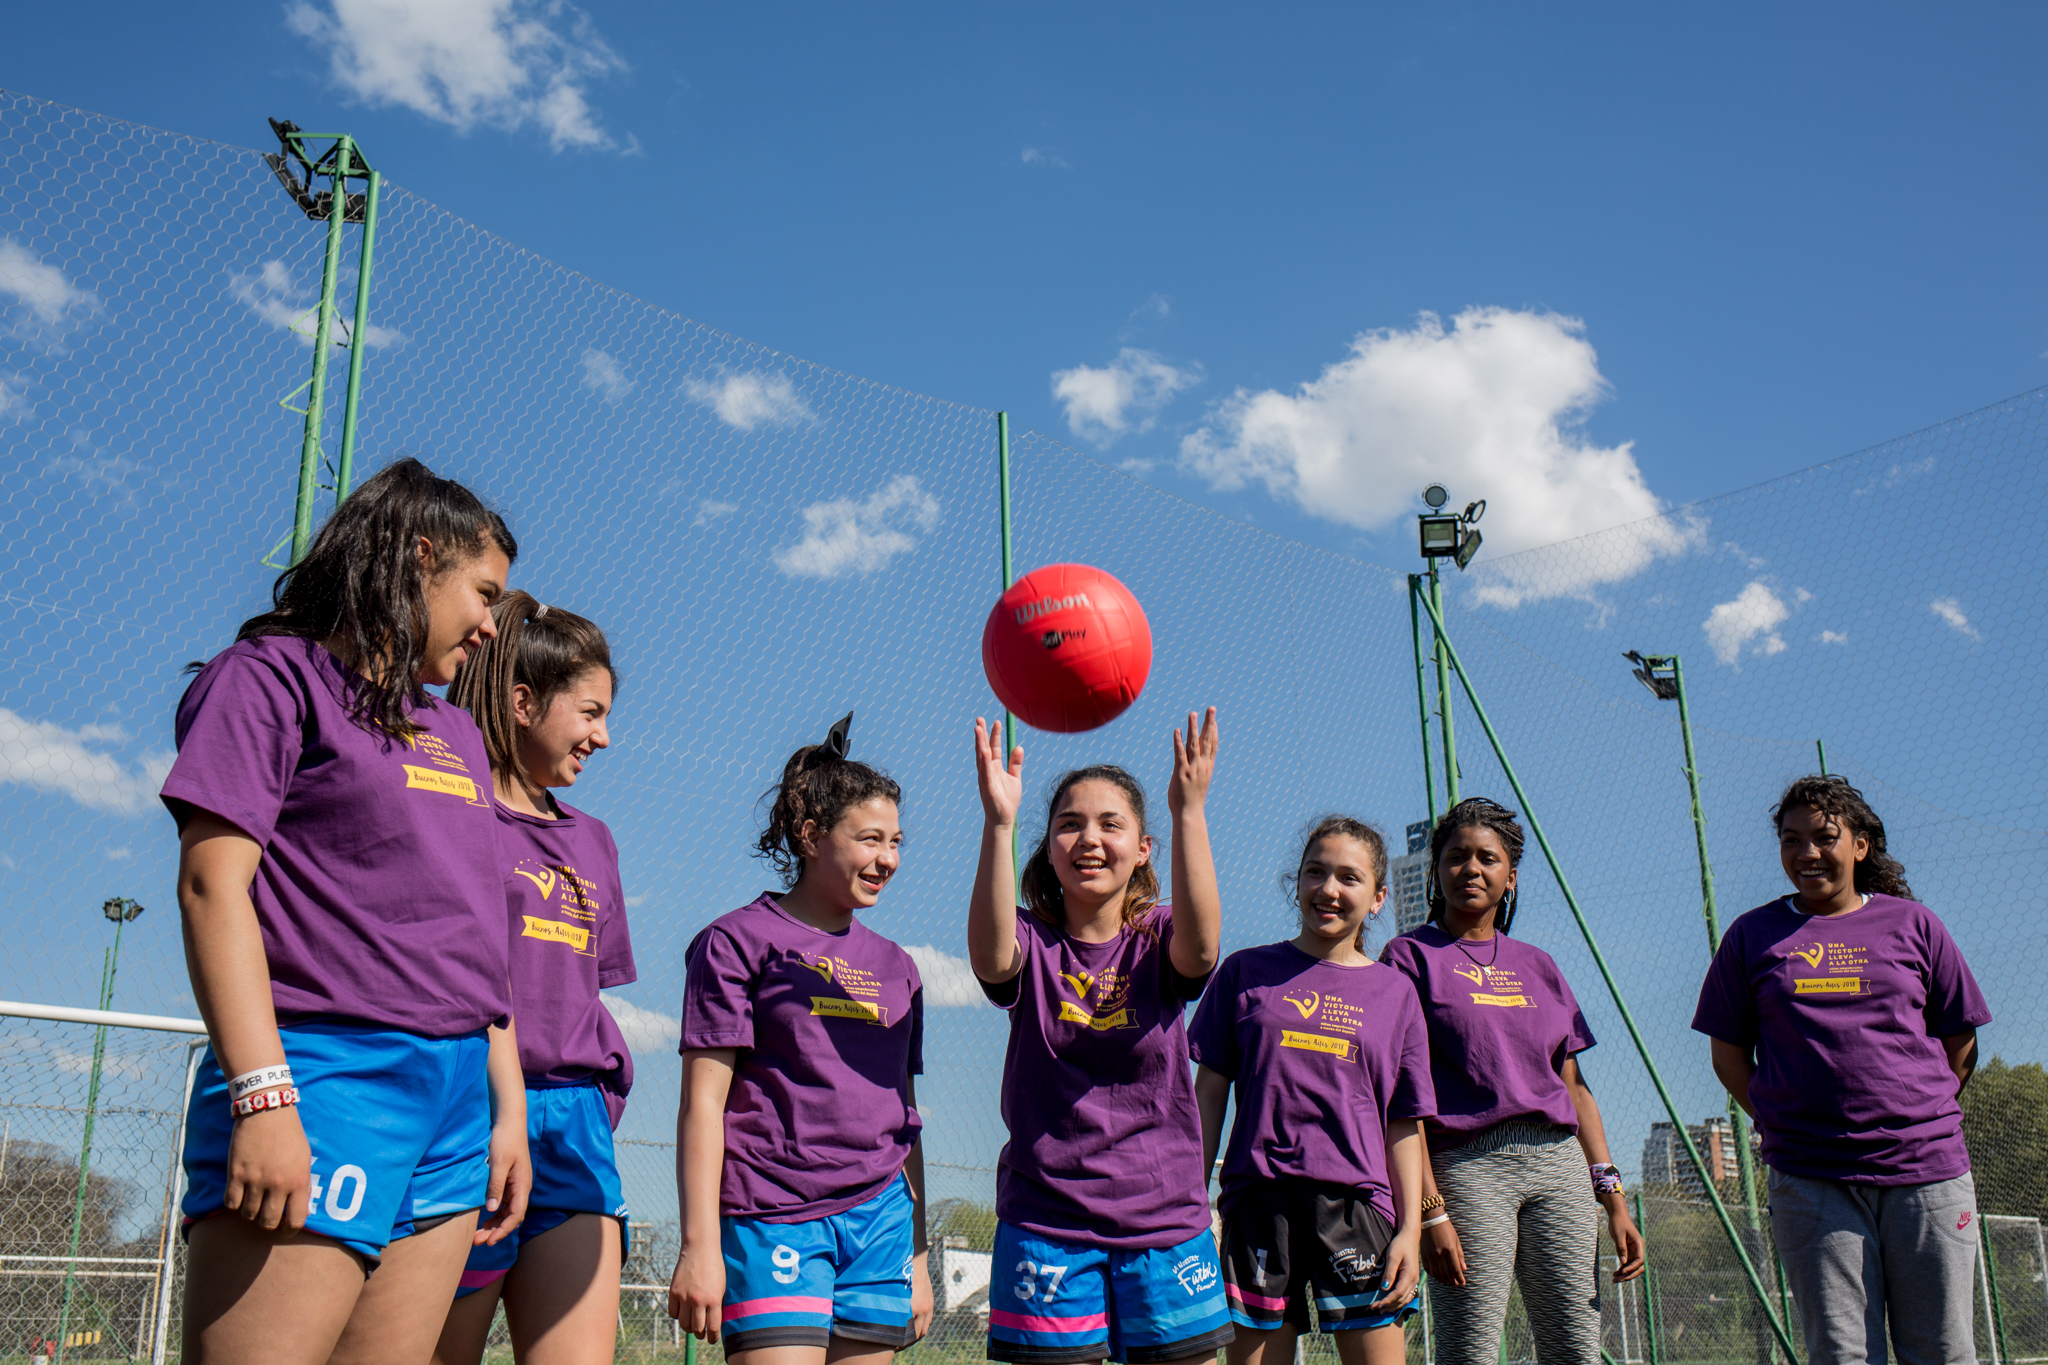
2, 87, 2044, 1362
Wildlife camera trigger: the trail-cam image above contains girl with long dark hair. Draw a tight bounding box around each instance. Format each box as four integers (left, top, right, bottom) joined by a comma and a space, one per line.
1694, 775, 1990, 1364
1190, 816, 1433, 1365
435, 594, 635, 1365
163, 458, 531, 1364
966, 709, 1233, 1365
1379, 798, 1643, 1364
667, 717, 933, 1363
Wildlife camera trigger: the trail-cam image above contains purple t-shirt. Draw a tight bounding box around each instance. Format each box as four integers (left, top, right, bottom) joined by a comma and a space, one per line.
681, 894, 924, 1222
987, 904, 1212, 1250
1692, 895, 1991, 1185
160, 636, 510, 1037
1379, 925, 1594, 1146
1189, 942, 1435, 1224
497, 798, 637, 1124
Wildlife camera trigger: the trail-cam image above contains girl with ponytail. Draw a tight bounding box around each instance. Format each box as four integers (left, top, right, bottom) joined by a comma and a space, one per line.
667, 718, 934, 1363
435, 594, 637, 1365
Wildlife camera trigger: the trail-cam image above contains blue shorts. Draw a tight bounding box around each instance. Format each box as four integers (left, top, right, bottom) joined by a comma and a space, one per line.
722, 1173, 917, 1352
988, 1222, 1234, 1364
182, 1021, 492, 1264
457, 1082, 630, 1297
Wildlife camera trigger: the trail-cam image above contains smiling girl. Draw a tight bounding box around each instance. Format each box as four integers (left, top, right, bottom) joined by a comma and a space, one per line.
668, 717, 933, 1364
1379, 798, 1643, 1365
162, 458, 530, 1365
436, 595, 635, 1365
967, 709, 1233, 1365
1190, 817, 1433, 1365
1693, 775, 1990, 1365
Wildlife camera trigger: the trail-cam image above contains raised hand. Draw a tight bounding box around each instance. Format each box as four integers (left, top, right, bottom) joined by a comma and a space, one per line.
973, 716, 1024, 828
1167, 707, 1219, 815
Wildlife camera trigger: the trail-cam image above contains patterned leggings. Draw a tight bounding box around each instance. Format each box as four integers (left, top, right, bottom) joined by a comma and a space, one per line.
1429, 1123, 1603, 1365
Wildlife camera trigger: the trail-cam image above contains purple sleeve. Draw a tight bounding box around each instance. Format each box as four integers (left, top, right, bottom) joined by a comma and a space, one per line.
597, 828, 638, 990
1185, 957, 1238, 1076
680, 926, 755, 1052
1921, 911, 1993, 1035
1378, 936, 1417, 978
1547, 958, 1596, 1056
159, 650, 304, 844
1388, 981, 1436, 1120
1691, 924, 1758, 1045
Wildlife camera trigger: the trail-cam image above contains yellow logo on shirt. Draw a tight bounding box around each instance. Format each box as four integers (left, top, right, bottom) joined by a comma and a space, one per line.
812, 997, 887, 1024
1057, 1000, 1133, 1031
1281, 991, 1320, 1019
512, 865, 558, 900
1453, 965, 1484, 986
521, 916, 592, 954
403, 765, 484, 804
1280, 1029, 1353, 1060
1794, 977, 1865, 995
1060, 970, 1096, 999
1788, 944, 1825, 968
799, 957, 835, 983
1470, 993, 1534, 1008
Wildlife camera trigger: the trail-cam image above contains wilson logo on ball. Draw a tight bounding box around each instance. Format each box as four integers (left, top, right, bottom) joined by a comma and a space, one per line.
983, 564, 1152, 733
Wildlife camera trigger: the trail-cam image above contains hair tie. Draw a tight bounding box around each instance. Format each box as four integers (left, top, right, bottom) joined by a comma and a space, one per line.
824, 712, 852, 759
533, 604, 551, 620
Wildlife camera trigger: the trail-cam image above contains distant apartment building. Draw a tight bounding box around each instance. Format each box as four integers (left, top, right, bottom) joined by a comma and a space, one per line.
1642, 1116, 1744, 1198
1391, 820, 1431, 933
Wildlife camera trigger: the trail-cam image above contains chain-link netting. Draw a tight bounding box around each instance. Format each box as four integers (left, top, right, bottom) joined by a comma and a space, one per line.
3, 87, 2044, 1362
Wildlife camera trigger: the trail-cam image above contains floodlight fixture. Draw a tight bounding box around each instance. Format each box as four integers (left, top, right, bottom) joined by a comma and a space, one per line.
1419, 514, 1462, 557
1623, 650, 1680, 702
262, 118, 373, 222
1454, 528, 1483, 569
101, 896, 143, 924
1422, 484, 1449, 509
1420, 487, 1487, 568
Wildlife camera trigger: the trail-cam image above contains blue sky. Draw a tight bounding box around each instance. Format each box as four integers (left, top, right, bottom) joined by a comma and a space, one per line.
3, 3, 2046, 1231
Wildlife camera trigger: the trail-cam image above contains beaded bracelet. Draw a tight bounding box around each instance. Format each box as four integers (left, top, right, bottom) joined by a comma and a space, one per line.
230, 1086, 299, 1119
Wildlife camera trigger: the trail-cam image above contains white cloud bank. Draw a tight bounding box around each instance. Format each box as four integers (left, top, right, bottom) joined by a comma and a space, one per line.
0, 238, 101, 351
774, 476, 941, 579
580, 348, 634, 403
0, 710, 171, 814
228, 261, 406, 350
684, 372, 816, 432
1051, 348, 1201, 447
286, 0, 629, 152
1930, 597, 1981, 641
1703, 581, 1810, 666
1180, 308, 1698, 606
601, 993, 678, 1052
904, 944, 982, 1007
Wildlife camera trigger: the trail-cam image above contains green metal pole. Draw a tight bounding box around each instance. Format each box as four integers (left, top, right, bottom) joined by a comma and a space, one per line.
1410, 575, 1439, 830
1635, 1191, 1660, 1365
1430, 563, 1459, 805
333, 164, 381, 505
289, 137, 351, 565
1413, 585, 1803, 1365
55, 916, 124, 1365
1815, 740, 1828, 775
1981, 1217, 2012, 1365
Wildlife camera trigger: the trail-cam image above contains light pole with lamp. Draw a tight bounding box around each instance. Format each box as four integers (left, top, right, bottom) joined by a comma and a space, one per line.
55, 896, 143, 1365
1412, 486, 1485, 822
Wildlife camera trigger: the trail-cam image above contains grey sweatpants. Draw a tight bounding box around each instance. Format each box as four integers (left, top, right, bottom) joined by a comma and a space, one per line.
1768, 1167, 1979, 1365
1430, 1123, 1603, 1365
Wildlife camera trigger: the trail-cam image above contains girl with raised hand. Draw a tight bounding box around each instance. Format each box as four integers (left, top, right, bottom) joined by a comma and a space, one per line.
667, 716, 934, 1363
1379, 798, 1644, 1365
968, 709, 1233, 1365
435, 595, 636, 1365
162, 458, 530, 1365
1190, 817, 1433, 1365
1694, 776, 1990, 1365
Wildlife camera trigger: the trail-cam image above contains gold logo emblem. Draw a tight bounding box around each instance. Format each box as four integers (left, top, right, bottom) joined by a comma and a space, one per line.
1281, 991, 1320, 1019
1789, 944, 1824, 968
512, 865, 558, 900
798, 957, 835, 983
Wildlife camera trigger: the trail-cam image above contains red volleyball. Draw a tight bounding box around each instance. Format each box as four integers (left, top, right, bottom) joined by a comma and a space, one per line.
982, 564, 1153, 733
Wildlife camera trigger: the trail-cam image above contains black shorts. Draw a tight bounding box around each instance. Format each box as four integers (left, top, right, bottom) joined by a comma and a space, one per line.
1218, 1179, 1417, 1334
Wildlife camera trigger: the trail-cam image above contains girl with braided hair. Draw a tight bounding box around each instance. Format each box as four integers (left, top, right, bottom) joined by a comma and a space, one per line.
1693, 775, 1990, 1364
1379, 798, 1644, 1364
667, 717, 934, 1363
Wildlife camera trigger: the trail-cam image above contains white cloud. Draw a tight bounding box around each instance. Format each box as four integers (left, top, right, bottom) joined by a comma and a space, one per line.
285, 0, 628, 152
0, 238, 101, 351
1180, 308, 1700, 607
904, 944, 982, 1008
773, 475, 941, 580
46, 432, 144, 512
0, 709, 172, 814
1021, 147, 1070, 169
0, 372, 30, 421
1819, 630, 1849, 645
1930, 597, 1981, 641
600, 993, 678, 1053
693, 500, 739, 527
1051, 348, 1202, 447
1703, 581, 1793, 666
683, 371, 816, 432
579, 348, 634, 402
227, 261, 406, 351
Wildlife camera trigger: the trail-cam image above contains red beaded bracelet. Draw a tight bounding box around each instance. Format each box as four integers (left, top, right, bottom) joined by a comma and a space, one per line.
230, 1086, 300, 1119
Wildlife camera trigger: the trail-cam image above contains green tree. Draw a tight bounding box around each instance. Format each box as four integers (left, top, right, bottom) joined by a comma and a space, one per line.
1961, 1055, 2048, 1222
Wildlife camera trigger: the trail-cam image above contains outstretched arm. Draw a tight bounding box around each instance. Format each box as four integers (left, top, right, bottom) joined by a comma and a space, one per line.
1166, 708, 1222, 979
968, 717, 1025, 984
